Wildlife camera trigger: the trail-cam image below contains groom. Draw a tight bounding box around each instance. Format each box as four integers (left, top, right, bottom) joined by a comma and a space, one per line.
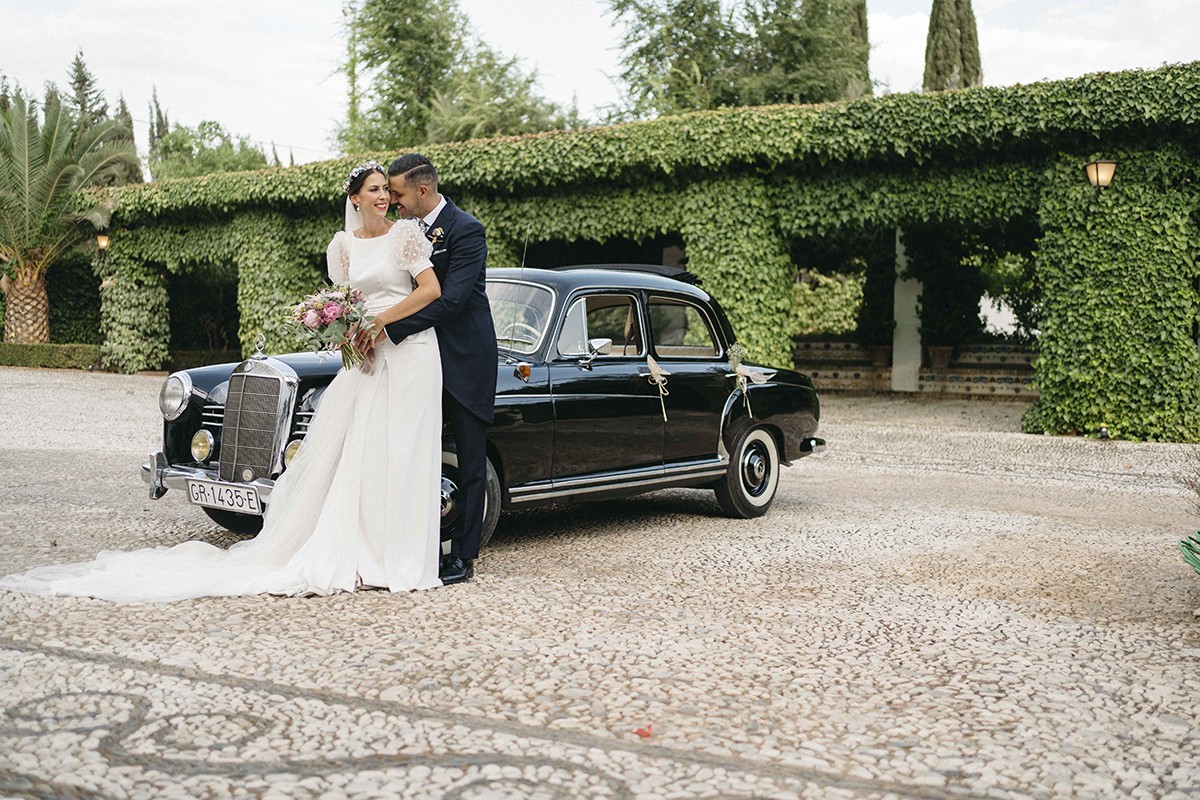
384, 153, 497, 585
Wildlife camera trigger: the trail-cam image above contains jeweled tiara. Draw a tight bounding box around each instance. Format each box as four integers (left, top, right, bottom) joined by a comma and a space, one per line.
342, 161, 385, 194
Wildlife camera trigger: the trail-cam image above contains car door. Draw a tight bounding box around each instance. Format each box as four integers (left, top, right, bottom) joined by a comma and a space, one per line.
548, 291, 664, 480
646, 294, 729, 466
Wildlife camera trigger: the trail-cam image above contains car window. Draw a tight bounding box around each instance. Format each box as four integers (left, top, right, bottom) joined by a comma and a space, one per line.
648, 296, 720, 358
488, 280, 554, 354
556, 293, 644, 358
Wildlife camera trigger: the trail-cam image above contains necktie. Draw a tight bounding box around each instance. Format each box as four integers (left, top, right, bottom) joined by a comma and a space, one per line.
417, 219, 429, 236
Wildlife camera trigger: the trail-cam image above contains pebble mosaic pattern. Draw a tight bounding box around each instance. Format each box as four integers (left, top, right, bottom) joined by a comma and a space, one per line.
1, 370, 1198, 799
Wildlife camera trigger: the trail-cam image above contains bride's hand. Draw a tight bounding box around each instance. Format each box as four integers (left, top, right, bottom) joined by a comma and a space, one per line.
351, 322, 376, 352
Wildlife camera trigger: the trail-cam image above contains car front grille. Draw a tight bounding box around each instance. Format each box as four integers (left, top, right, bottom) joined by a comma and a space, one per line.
201, 403, 224, 434
293, 409, 315, 437
219, 373, 284, 483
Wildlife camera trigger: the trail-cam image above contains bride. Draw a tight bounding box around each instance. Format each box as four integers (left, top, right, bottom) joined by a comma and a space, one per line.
0, 162, 445, 601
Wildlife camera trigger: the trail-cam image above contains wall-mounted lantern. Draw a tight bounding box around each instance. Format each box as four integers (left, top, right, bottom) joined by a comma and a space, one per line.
1084, 160, 1117, 196
96, 233, 110, 250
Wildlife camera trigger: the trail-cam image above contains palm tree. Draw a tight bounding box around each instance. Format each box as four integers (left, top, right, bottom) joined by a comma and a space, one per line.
0, 93, 138, 344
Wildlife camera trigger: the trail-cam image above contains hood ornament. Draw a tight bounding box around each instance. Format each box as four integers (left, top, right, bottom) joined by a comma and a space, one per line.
253, 333, 267, 359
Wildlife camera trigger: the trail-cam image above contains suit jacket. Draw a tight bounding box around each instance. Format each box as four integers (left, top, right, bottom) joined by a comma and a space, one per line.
385, 197, 498, 424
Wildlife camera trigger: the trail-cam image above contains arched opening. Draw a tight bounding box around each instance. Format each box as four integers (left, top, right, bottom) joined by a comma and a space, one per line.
166, 262, 241, 369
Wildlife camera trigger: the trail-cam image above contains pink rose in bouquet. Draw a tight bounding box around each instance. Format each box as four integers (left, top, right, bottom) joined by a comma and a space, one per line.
321, 302, 344, 323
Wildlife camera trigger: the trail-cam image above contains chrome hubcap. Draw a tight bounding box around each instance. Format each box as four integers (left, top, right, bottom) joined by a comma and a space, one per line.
440, 475, 458, 527
741, 444, 770, 496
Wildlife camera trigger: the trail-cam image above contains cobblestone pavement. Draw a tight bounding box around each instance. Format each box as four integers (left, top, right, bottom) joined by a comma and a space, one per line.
1, 367, 1199, 799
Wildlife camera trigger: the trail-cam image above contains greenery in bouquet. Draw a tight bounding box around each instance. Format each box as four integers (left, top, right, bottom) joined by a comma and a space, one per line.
290, 286, 373, 370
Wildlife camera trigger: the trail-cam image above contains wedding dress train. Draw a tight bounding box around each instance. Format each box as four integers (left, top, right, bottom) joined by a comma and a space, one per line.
0, 220, 443, 601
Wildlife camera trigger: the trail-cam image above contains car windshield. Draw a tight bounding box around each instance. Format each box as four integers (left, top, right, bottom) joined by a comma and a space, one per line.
487, 280, 555, 354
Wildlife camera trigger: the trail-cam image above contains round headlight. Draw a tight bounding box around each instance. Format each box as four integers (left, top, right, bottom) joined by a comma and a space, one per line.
159, 372, 193, 421
283, 439, 304, 467
190, 430, 214, 462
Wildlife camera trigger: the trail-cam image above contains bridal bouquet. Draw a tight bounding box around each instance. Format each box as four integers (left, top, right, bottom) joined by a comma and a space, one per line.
290, 286, 374, 370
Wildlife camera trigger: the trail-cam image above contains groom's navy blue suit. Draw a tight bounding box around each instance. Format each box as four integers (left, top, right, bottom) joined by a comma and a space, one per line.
384, 197, 497, 560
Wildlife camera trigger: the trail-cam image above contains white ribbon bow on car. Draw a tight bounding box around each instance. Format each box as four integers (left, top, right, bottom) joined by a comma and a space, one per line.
645, 355, 671, 421
731, 365, 775, 418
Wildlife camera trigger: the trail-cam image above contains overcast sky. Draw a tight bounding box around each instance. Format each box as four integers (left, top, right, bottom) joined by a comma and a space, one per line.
1, 0, 1195, 165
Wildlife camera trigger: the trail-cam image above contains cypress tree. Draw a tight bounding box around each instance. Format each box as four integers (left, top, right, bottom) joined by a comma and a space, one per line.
845, 0, 871, 99
148, 87, 169, 153
922, 0, 982, 92
113, 95, 144, 183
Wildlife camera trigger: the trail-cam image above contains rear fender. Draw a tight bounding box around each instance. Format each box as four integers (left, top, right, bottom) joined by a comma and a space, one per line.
720, 383, 819, 464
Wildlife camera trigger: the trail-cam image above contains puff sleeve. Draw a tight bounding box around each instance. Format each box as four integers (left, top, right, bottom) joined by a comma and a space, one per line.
325, 231, 350, 284
389, 219, 434, 279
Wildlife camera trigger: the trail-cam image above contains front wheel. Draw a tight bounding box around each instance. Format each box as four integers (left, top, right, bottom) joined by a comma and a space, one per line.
202, 506, 265, 536
440, 451, 502, 552
714, 425, 780, 518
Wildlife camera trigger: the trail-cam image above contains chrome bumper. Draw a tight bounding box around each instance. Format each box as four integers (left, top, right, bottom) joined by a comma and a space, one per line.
800, 437, 826, 455
141, 452, 277, 501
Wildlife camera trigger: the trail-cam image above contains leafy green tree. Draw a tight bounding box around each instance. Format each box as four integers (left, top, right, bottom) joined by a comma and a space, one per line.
337, 0, 465, 151
0, 93, 138, 343
149, 119, 270, 180
607, 0, 873, 119
923, 0, 982, 92
608, 0, 743, 118
338, 0, 580, 149
427, 48, 584, 143
741, 0, 871, 105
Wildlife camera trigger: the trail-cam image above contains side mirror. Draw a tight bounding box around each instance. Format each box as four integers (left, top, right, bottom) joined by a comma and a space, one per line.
588, 338, 613, 356
578, 337, 613, 369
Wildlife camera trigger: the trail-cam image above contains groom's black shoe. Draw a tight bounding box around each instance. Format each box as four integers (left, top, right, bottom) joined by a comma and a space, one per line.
439, 556, 474, 585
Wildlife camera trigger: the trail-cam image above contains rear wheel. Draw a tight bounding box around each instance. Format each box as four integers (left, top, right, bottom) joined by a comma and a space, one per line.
714, 425, 780, 518
202, 507, 264, 536
440, 451, 502, 551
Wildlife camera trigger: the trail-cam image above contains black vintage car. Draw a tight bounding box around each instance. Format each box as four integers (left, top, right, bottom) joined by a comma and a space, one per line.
143, 265, 825, 548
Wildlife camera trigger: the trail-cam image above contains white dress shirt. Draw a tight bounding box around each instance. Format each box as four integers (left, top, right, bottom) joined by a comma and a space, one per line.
421, 195, 447, 231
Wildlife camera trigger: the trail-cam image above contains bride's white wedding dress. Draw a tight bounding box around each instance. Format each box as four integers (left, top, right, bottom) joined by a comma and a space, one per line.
0, 220, 443, 602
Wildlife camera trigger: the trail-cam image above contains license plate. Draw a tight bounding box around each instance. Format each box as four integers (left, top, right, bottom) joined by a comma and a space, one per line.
186, 480, 262, 514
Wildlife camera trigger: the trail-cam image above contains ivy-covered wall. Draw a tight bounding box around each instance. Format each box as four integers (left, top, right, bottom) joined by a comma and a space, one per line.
89, 62, 1200, 439
1023, 146, 1200, 441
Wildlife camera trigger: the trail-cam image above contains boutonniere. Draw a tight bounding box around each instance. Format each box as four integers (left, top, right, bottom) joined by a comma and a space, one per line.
428, 227, 445, 245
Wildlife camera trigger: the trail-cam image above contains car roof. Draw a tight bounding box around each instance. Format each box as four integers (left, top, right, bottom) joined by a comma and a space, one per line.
487, 265, 713, 301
